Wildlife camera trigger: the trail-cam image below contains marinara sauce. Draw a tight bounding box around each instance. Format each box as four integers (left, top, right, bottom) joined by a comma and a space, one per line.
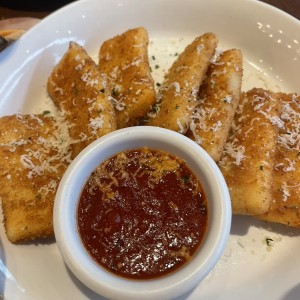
77, 147, 208, 279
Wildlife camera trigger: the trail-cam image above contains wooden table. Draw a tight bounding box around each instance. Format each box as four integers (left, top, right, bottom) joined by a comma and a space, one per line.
0, 0, 299, 21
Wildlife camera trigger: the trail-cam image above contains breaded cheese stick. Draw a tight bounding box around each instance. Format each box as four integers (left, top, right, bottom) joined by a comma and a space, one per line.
257, 93, 300, 227
99, 27, 156, 128
188, 49, 243, 161
0, 114, 71, 242
218, 88, 280, 215
147, 33, 218, 133
47, 42, 116, 158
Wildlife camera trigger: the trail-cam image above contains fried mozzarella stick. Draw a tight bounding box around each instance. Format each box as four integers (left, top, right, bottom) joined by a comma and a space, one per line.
188, 49, 243, 161
99, 27, 156, 128
257, 93, 300, 227
0, 114, 71, 242
218, 89, 280, 215
47, 42, 116, 158
147, 33, 217, 133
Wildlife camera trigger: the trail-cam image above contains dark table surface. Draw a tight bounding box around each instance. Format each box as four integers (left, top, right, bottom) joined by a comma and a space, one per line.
0, 0, 299, 21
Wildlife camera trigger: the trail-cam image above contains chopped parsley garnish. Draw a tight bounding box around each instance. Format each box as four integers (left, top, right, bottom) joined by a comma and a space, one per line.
151, 105, 159, 113
265, 237, 274, 246
111, 88, 118, 97
182, 176, 190, 183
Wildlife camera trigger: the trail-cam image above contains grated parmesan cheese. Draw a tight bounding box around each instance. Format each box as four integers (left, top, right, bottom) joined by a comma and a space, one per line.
131, 55, 144, 66
89, 116, 104, 135
168, 82, 181, 97
176, 118, 188, 134
108, 95, 126, 111
220, 139, 246, 166
281, 182, 291, 202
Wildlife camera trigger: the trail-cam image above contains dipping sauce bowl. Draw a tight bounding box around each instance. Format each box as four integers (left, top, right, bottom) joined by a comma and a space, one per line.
54, 126, 231, 300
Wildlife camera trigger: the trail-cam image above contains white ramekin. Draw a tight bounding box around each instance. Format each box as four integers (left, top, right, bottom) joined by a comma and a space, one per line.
53, 126, 231, 300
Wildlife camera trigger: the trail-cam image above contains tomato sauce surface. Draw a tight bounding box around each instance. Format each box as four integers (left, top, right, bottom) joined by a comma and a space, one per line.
77, 147, 208, 279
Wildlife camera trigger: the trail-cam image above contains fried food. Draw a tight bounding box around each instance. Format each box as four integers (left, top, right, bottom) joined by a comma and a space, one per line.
257, 93, 300, 227
99, 27, 156, 128
188, 49, 243, 161
2, 27, 298, 246
47, 41, 116, 158
0, 114, 71, 242
147, 33, 217, 133
218, 88, 280, 215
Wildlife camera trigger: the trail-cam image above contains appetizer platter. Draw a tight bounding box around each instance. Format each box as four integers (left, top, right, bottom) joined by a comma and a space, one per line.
0, 0, 299, 299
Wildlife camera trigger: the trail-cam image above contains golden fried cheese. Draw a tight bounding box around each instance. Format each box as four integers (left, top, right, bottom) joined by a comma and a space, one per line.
188, 49, 243, 161
0, 114, 71, 242
219, 88, 280, 215
99, 27, 156, 128
147, 33, 217, 133
257, 93, 300, 227
47, 41, 116, 158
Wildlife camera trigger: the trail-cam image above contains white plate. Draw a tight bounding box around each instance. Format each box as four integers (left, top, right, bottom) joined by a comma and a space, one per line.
0, 0, 299, 299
